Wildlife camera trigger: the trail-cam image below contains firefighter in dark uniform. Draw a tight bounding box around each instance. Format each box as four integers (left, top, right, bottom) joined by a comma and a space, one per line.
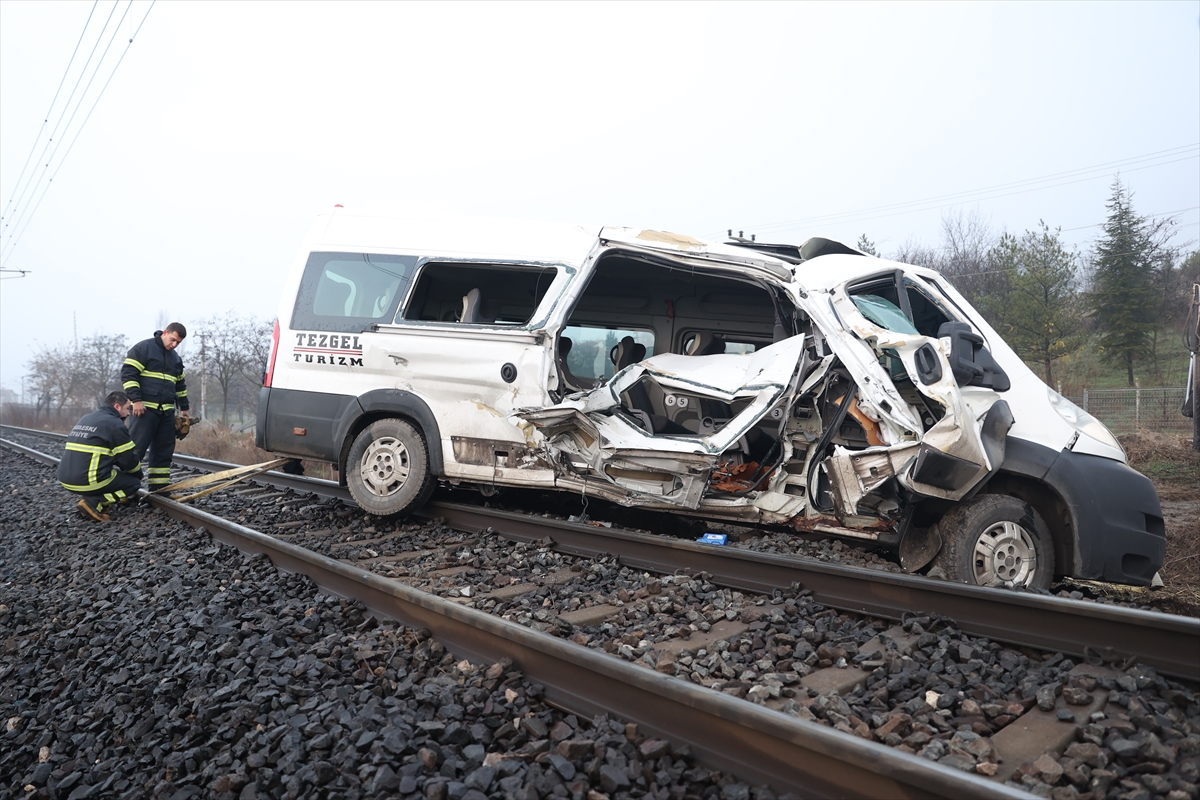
122, 322, 190, 491
58, 391, 143, 521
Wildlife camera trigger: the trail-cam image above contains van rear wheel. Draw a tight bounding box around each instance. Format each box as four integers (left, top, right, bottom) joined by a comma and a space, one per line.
346, 419, 433, 517
930, 494, 1054, 590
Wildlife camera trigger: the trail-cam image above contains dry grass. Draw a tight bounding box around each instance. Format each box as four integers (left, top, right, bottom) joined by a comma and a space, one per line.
1120, 431, 1200, 616
175, 422, 335, 480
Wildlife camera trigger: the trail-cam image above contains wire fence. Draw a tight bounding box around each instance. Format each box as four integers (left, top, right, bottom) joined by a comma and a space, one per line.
1066, 388, 1191, 435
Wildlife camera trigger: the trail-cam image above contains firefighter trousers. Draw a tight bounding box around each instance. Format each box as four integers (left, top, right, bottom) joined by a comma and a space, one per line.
69, 471, 142, 513
130, 408, 177, 489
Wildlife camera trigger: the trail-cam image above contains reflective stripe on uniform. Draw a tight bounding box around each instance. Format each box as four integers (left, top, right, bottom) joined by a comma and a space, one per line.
124, 357, 145, 371
60, 467, 118, 493
66, 441, 133, 457
142, 401, 176, 411
66, 442, 107, 486
123, 380, 140, 390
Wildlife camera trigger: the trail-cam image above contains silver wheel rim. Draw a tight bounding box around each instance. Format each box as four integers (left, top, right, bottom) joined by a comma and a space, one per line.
973, 520, 1038, 587
360, 436, 410, 498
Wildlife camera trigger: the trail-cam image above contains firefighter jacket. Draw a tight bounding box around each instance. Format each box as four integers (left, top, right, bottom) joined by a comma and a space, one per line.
57, 405, 142, 492
122, 332, 189, 412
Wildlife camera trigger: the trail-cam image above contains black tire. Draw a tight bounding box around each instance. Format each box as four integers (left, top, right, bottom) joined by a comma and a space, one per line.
345, 419, 433, 517
930, 494, 1054, 590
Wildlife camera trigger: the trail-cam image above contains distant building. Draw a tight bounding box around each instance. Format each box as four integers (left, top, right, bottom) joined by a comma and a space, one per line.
0, 388, 17, 405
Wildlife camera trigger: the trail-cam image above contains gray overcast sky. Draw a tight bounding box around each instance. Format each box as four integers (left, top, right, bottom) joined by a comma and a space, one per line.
1, 1, 1197, 395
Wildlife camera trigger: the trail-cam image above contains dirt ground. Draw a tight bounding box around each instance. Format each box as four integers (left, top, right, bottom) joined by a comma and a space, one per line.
1105, 431, 1200, 617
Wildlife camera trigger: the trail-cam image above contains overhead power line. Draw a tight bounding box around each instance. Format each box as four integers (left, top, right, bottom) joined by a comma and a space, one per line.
0, 1, 99, 229
1060, 206, 1200, 233
1, 1, 119, 249
0, 1, 156, 268
1, 1, 127, 260
714, 143, 1199, 240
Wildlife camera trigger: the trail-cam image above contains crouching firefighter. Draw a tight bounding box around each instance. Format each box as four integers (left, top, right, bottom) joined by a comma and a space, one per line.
122, 322, 190, 490
58, 391, 143, 521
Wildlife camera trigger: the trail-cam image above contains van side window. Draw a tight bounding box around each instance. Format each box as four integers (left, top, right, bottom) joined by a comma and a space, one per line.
562, 326, 654, 382
292, 252, 418, 333
679, 331, 765, 355
904, 280, 954, 338
848, 272, 958, 338
401, 263, 558, 325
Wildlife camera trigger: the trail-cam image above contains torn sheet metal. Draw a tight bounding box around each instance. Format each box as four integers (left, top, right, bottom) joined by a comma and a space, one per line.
514, 336, 807, 504
825, 443, 920, 516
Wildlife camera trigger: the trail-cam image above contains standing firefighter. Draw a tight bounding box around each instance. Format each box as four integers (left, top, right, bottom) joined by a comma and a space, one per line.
122, 323, 190, 490
58, 391, 142, 521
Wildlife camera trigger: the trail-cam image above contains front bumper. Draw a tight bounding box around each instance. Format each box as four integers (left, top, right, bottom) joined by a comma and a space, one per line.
1047, 447, 1166, 586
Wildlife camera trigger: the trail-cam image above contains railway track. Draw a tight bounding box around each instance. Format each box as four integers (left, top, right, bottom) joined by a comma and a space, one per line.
5, 424, 1194, 683
5, 426, 1198, 798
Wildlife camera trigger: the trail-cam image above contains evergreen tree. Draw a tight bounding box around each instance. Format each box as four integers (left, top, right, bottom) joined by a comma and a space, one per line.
1090, 179, 1158, 386
984, 222, 1082, 385
856, 234, 878, 256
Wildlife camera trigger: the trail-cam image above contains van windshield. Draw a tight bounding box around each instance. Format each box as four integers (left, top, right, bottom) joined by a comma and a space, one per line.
851, 294, 918, 335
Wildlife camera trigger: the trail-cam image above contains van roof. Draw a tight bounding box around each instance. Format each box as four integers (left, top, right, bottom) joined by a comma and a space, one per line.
308, 208, 938, 291
312, 209, 605, 266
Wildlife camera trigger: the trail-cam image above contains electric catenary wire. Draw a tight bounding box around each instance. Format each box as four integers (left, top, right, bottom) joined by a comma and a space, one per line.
712, 144, 1199, 241
0, 1, 120, 250
0, 1, 156, 268
0, 1, 99, 232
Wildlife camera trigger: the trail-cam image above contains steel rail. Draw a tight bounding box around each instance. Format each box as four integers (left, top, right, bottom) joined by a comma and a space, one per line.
7, 425, 1198, 682
2, 435, 1031, 800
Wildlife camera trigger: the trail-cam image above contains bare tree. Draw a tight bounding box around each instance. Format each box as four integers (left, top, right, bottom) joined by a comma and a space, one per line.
77, 333, 128, 407
193, 313, 275, 425
236, 317, 275, 420
26, 342, 85, 415
196, 312, 250, 425
934, 209, 1002, 307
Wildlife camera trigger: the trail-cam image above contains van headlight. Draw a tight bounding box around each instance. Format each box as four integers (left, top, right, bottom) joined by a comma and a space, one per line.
1047, 388, 1124, 457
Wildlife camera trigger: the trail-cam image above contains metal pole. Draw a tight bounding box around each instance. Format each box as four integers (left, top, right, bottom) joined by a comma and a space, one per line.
199, 333, 208, 422
1189, 284, 1200, 452
1083, 388, 1088, 413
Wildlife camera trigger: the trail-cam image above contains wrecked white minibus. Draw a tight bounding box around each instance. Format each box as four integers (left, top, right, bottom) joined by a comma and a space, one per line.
257, 210, 1165, 590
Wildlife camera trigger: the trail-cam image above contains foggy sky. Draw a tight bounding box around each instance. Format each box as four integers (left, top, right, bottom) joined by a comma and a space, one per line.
1, 1, 1197, 395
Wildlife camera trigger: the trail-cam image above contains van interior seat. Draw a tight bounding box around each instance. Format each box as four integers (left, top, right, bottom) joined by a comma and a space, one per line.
557, 336, 595, 392
460, 288, 483, 323
684, 331, 726, 356
613, 335, 639, 371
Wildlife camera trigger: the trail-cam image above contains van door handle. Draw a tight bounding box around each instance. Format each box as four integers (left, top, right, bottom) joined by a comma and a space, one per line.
388, 354, 407, 366
914, 344, 942, 385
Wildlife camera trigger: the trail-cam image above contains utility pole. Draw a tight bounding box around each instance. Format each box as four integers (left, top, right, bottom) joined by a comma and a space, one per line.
1186, 284, 1199, 452
198, 333, 208, 422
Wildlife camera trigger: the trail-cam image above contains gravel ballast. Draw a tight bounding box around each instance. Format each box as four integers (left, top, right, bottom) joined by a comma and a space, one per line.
0, 450, 792, 800
4, 439, 1200, 800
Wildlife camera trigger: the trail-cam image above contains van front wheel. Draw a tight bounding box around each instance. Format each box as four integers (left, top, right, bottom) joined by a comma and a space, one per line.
931, 494, 1054, 590
346, 419, 433, 516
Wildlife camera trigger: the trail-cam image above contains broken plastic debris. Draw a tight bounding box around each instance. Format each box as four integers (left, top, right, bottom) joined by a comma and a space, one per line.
568, 515, 612, 527
697, 533, 728, 546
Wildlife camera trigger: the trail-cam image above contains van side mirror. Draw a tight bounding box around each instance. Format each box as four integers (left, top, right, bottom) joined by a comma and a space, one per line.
938, 322, 1010, 392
